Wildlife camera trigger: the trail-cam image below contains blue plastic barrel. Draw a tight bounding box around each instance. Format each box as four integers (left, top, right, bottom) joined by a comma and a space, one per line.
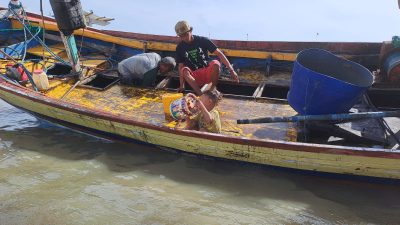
287, 49, 373, 115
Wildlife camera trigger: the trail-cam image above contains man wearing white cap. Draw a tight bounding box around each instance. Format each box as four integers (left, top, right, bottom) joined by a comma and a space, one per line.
175, 20, 239, 95
118, 53, 176, 87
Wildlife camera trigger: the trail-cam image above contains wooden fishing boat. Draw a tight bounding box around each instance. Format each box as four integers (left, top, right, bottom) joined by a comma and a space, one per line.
1, 7, 400, 180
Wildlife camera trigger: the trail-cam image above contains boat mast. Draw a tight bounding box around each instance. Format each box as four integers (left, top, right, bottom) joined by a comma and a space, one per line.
49, 0, 86, 78
60, 33, 82, 77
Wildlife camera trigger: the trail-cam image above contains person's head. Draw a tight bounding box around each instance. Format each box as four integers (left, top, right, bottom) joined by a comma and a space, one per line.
159, 56, 176, 74
175, 20, 194, 43
199, 88, 223, 111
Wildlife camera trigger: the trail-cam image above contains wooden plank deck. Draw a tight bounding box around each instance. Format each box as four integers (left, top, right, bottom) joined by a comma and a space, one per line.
44, 80, 298, 141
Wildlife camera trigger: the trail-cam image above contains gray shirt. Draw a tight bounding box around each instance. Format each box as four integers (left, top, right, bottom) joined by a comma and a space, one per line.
118, 53, 161, 80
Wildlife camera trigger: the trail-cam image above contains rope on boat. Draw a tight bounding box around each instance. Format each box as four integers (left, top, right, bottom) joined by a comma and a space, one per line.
5, 3, 117, 75
8, 6, 71, 66
0, 48, 38, 91
3, 3, 36, 62
8, 6, 115, 73
40, 0, 46, 61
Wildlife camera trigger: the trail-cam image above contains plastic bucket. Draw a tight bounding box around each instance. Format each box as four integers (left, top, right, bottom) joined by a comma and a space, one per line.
288, 48, 373, 115
161, 93, 183, 118
170, 97, 187, 120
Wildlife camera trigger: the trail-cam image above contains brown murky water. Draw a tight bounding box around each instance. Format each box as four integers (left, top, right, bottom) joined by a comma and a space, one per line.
1, 100, 400, 225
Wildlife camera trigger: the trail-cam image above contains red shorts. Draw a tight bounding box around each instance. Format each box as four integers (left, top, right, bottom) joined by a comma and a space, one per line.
181, 60, 221, 87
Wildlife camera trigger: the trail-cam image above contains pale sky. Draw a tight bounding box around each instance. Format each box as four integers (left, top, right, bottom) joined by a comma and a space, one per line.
10, 0, 400, 42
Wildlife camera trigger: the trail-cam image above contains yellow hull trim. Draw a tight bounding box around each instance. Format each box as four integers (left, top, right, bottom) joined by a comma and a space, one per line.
13, 19, 298, 61
11, 19, 372, 62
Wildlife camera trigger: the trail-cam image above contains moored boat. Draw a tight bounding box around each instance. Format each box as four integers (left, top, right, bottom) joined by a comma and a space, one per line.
0, 4, 400, 181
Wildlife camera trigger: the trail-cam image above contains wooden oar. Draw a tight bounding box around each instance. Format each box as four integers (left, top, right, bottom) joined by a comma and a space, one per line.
237, 111, 400, 124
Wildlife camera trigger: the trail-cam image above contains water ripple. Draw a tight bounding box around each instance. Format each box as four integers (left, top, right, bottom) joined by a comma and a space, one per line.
0, 100, 39, 131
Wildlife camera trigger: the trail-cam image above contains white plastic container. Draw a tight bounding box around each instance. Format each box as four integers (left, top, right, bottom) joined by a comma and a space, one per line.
32, 69, 49, 91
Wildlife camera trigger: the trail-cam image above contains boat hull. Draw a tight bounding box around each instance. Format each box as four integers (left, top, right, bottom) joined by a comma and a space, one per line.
1, 81, 400, 180
0, 9, 399, 181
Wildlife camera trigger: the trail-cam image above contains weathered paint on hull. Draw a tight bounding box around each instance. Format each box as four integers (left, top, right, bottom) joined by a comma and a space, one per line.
1, 83, 400, 180
9, 16, 379, 64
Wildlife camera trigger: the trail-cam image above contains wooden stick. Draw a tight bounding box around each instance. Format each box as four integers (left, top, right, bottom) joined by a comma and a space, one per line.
61, 79, 81, 100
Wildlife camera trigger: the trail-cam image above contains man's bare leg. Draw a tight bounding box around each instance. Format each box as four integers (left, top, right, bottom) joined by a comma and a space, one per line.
209, 64, 220, 90
182, 69, 202, 95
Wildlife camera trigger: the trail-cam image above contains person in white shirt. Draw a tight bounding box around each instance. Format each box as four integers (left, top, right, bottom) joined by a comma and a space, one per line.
118, 52, 176, 86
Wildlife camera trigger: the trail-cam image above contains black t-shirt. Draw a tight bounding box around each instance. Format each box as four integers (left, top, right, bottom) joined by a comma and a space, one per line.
176, 35, 218, 71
